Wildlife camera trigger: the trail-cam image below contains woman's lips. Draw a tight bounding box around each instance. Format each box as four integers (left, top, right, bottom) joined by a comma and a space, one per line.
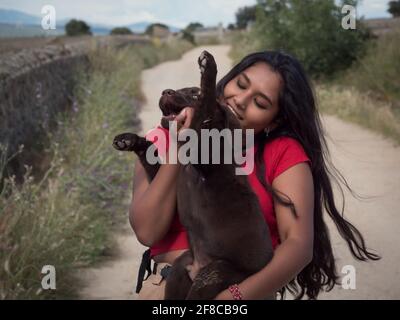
226, 104, 243, 120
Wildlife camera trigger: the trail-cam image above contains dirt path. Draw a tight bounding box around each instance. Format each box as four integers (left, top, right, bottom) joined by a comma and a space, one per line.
78, 45, 400, 299
317, 115, 400, 299
78, 45, 232, 299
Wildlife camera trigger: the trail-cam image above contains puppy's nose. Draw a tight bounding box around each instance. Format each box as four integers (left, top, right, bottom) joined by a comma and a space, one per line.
162, 89, 175, 96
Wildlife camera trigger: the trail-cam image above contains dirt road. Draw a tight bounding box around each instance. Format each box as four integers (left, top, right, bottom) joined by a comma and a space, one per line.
79, 45, 400, 300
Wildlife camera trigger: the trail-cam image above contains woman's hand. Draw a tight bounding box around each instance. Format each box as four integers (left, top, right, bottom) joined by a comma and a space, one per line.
164, 107, 195, 164
174, 107, 195, 133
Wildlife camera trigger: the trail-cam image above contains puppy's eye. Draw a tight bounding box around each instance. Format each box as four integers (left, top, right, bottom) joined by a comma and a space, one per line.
192, 95, 199, 100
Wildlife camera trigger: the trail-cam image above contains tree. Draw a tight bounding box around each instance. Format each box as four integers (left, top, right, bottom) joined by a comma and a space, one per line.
145, 23, 169, 35
185, 22, 204, 32
181, 22, 203, 44
182, 29, 195, 44
235, 5, 258, 29
253, 0, 370, 77
65, 19, 92, 36
110, 27, 133, 35
388, 0, 400, 17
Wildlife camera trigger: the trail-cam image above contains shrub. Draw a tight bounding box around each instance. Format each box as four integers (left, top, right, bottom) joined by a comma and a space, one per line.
237, 0, 371, 77
110, 27, 133, 35
65, 19, 92, 36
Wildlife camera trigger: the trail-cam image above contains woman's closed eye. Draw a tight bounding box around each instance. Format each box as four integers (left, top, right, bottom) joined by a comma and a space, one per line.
255, 99, 268, 109
237, 80, 246, 89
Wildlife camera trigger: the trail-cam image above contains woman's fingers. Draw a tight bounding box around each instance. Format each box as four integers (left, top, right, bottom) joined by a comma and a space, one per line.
182, 107, 195, 129
175, 107, 195, 132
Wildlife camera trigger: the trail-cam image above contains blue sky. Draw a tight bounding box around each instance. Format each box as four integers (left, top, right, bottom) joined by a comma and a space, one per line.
0, 0, 392, 28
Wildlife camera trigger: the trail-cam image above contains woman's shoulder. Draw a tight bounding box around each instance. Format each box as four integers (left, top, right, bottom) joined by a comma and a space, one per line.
264, 136, 308, 160
266, 135, 303, 149
263, 136, 311, 182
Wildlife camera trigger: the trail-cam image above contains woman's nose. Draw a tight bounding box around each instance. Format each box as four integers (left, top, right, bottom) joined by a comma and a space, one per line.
234, 87, 252, 109
233, 97, 247, 111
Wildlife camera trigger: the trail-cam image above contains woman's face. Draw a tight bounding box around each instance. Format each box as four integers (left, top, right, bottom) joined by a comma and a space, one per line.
222, 62, 282, 134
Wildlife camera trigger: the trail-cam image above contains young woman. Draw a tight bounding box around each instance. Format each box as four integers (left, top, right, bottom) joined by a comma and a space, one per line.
131, 51, 380, 300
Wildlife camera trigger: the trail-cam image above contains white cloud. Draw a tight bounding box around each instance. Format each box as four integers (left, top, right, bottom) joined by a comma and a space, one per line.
95, 11, 158, 26
204, 0, 257, 24
357, 0, 391, 18
0, 0, 256, 26
0, 0, 392, 28
369, 0, 388, 9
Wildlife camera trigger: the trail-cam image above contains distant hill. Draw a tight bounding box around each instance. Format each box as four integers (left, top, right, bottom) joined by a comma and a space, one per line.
0, 8, 181, 38
126, 22, 151, 33
0, 8, 41, 25
0, 23, 62, 38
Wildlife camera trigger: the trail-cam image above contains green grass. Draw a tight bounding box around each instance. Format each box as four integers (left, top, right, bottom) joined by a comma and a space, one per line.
227, 29, 264, 65
0, 39, 193, 299
319, 29, 400, 143
317, 85, 400, 144
337, 29, 400, 103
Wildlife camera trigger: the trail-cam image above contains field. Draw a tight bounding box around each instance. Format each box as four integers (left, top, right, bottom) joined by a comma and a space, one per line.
0, 37, 194, 299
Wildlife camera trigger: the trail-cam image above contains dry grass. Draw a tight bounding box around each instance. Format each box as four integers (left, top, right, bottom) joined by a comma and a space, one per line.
0, 39, 194, 299
317, 85, 400, 144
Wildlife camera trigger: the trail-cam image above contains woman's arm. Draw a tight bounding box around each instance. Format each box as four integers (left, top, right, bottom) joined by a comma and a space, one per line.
129, 107, 195, 247
129, 159, 181, 247
215, 162, 314, 299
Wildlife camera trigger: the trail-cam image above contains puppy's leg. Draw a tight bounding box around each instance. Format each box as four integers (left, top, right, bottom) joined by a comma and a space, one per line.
164, 251, 194, 300
186, 260, 246, 300
192, 51, 234, 177
198, 50, 217, 104
113, 133, 160, 180
190, 51, 218, 129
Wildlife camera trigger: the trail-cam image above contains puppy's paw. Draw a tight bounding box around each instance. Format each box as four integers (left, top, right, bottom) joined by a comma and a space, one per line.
198, 51, 208, 74
112, 133, 138, 151
198, 50, 216, 75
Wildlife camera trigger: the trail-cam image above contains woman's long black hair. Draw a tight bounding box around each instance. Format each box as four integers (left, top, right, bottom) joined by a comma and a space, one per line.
216, 51, 380, 299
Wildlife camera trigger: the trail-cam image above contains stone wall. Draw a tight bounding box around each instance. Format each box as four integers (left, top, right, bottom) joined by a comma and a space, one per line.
0, 35, 149, 180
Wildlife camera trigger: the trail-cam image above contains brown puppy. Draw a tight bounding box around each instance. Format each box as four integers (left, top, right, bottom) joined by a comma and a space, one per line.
113, 51, 273, 300
164, 51, 273, 299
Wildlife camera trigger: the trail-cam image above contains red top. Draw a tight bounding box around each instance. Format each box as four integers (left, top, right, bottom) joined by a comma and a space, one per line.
144, 127, 311, 257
